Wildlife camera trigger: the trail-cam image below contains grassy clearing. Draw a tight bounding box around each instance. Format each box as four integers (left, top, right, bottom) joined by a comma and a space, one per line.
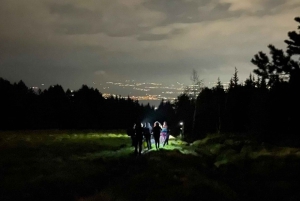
1, 131, 300, 201
0, 130, 131, 201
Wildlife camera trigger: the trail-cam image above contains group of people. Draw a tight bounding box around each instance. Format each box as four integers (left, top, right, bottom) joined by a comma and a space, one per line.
127, 121, 170, 155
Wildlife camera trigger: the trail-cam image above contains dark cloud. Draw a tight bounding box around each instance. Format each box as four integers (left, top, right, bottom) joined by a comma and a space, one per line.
44, 0, 235, 37
137, 33, 169, 41
0, 0, 300, 97
142, 0, 232, 24
142, 0, 294, 26
143, 0, 204, 22
48, 3, 103, 35
137, 28, 186, 41
46, 2, 153, 36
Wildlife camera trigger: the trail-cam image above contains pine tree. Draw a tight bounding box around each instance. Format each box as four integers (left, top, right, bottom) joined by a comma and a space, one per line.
285, 17, 300, 56
252, 17, 300, 87
189, 69, 203, 139
251, 16, 300, 139
233, 67, 239, 87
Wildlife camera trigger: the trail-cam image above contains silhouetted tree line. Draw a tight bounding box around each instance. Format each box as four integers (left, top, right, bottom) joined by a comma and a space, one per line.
175, 17, 300, 143
0, 79, 154, 130
0, 76, 180, 132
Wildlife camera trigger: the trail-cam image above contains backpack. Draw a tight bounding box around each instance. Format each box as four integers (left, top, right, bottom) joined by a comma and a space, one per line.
143, 127, 150, 135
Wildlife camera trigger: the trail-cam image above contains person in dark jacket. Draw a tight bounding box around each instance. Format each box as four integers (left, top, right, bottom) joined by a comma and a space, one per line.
162, 121, 170, 147
152, 121, 162, 150
143, 122, 152, 150
127, 124, 135, 147
134, 122, 143, 155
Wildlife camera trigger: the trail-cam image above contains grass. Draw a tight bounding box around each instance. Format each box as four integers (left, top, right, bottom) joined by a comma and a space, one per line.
1, 130, 300, 201
0, 130, 131, 201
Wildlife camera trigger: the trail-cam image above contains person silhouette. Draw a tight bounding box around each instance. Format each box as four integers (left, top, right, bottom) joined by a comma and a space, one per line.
162, 121, 169, 146
134, 122, 143, 155
127, 123, 135, 147
152, 121, 162, 150
143, 122, 152, 150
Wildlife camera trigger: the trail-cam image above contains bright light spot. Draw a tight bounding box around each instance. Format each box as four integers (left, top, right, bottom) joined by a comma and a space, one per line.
180, 122, 183, 125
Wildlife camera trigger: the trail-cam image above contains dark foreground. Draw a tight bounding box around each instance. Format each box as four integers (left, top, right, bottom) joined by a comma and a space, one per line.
1, 130, 300, 201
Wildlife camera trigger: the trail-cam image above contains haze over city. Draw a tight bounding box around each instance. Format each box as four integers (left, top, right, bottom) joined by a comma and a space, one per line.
1, 0, 300, 105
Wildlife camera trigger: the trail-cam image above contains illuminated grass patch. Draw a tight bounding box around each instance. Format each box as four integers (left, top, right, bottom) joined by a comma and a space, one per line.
1, 131, 300, 201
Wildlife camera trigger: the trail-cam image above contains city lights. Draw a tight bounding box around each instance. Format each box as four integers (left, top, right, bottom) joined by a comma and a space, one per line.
99, 79, 228, 104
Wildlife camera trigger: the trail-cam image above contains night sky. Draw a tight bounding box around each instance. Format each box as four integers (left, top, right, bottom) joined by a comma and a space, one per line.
1, 0, 299, 95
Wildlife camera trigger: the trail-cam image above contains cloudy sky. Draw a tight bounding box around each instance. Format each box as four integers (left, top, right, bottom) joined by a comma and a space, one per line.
1, 0, 299, 92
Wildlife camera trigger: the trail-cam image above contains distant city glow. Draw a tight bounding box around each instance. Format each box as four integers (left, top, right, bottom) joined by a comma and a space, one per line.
30, 80, 229, 106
